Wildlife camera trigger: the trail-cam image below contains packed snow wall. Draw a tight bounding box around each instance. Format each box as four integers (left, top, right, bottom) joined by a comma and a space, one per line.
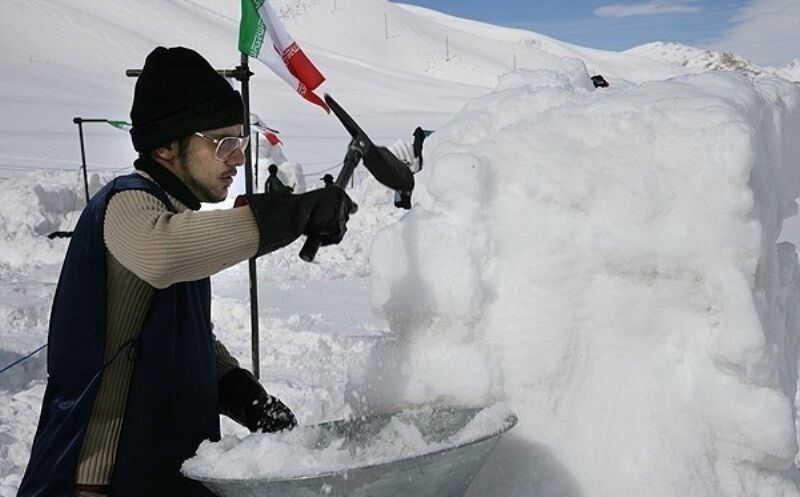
0, 171, 113, 389
366, 60, 800, 496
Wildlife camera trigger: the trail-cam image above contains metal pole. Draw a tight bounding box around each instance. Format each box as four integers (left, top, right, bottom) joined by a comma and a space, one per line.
254, 133, 259, 192
239, 53, 261, 379
73, 117, 91, 204
126, 69, 242, 78
384, 13, 388, 40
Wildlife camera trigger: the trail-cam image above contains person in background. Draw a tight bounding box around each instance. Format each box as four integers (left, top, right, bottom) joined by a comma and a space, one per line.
412, 126, 426, 171
265, 163, 293, 193
18, 46, 353, 497
321, 173, 335, 187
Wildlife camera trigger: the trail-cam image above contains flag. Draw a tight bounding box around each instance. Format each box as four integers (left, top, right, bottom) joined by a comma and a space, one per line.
250, 112, 280, 134
107, 120, 131, 131
239, 0, 329, 112
264, 132, 282, 146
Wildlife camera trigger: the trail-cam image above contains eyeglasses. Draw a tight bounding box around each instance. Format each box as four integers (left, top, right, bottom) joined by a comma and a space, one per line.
194, 132, 250, 161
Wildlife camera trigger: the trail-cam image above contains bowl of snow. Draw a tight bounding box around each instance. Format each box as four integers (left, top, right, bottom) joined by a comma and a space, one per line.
182, 403, 516, 497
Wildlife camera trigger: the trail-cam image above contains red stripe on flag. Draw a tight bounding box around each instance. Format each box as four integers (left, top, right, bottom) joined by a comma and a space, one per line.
297, 83, 330, 113
282, 42, 325, 91
264, 132, 282, 146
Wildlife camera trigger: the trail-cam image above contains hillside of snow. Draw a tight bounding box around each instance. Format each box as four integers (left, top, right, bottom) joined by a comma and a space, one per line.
2, 1, 800, 497
0, 0, 694, 176
628, 41, 800, 82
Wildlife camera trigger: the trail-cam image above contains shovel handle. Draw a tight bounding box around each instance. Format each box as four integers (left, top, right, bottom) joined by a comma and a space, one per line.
299, 236, 322, 262
298, 143, 363, 263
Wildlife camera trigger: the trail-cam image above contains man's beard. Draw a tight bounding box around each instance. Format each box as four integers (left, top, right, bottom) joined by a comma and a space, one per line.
179, 159, 225, 203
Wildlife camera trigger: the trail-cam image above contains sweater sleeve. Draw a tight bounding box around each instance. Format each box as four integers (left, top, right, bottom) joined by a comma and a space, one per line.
104, 189, 260, 289
213, 335, 241, 379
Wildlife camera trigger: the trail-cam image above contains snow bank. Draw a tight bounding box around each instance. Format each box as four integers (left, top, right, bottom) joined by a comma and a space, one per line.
0, 170, 110, 267
367, 60, 800, 496
0, 170, 115, 391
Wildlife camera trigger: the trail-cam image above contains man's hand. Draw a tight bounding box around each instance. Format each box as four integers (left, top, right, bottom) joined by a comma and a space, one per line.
252, 394, 297, 433
235, 187, 355, 256
218, 368, 297, 433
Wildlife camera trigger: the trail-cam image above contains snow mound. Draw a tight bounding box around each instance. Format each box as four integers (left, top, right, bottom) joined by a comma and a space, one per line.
0, 170, 115, 393
0, 170, 110, 267
367, 59, 800, 496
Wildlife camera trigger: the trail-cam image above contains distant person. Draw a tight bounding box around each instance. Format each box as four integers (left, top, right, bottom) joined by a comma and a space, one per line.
591, 74, 609, 88
321, 173, 335, 187
412, 126, 427, 171
265, 163, 292, 193
18, 46, 353, 497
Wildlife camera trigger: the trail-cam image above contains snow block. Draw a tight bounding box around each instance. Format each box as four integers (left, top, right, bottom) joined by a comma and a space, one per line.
369, 65, 800, 497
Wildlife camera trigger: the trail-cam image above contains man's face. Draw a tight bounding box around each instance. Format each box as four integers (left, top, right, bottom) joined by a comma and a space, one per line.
177, 124, 245, 203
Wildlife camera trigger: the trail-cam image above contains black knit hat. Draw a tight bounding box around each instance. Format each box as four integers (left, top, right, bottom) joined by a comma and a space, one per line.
130, 46, 244, 153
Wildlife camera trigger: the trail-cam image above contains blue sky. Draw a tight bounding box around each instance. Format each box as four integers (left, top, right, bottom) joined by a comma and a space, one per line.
397, 0, 800, 66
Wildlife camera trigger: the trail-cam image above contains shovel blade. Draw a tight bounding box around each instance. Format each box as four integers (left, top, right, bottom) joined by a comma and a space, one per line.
363, 145, 415, 192
325, 94, 414, 192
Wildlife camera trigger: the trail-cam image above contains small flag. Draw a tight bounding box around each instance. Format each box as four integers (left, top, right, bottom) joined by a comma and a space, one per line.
250, 112, 280, 134
264, 132, 282, 146
107, 120, 131, 131
239, 0, 329, 112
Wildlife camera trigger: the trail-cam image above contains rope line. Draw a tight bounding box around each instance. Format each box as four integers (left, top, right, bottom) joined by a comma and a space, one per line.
302, 162, 344, 176
0, 344, 47, 376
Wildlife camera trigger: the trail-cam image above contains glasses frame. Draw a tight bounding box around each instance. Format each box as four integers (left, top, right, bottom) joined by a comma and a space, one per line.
194, 132, 250, 162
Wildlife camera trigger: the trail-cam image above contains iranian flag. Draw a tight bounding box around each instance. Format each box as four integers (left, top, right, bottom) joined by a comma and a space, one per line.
239, 0, 329, 112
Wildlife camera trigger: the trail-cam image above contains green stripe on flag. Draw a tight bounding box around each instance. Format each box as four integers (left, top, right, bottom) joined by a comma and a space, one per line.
107, 120, 131, 131
239, 0, 266, 57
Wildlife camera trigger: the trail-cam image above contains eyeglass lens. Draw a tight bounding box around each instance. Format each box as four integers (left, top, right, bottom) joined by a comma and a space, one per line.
216, 136, 250, 160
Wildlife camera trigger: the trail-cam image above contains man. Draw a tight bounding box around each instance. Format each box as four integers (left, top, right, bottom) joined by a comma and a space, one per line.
264, 163, 292, 193
18, 46, 353, 497
321, 173, 334, 187
412, 126, 426, 171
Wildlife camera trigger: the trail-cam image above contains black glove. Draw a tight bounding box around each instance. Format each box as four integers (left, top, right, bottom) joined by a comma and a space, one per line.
218, 368, 297, 433
235, 187, 355, 256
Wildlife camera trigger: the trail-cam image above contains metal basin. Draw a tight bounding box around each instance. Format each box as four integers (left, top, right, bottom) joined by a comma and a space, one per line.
186, 406, 517, 497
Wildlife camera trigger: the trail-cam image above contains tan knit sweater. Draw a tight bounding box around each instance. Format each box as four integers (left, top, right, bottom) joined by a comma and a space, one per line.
75, 172, 260, 485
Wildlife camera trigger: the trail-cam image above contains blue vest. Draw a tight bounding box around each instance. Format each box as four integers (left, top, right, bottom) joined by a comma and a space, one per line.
19, 174, 219, 497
